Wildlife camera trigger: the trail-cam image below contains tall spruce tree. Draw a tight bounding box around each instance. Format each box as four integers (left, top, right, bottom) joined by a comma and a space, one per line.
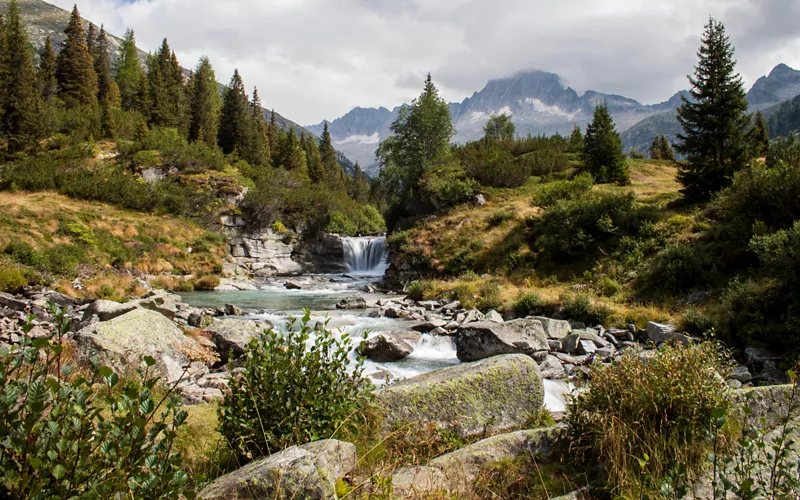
569, 124, 584, 152
348, 162, 371, 204
242, 87, 270, 165
320, 122, 345, 188
38, 36, 57, 101
659, 136, 676, 161
267, 109, 279, 155
147, 39, 183, 128
218, 69, 251, 155
750, 110, 770, 157
115, 29, 144, 111
583, 102, 628, 184
188, 56, 220, 146
85, 23, 97, 61
55, 5, 98, 109
305, 131, 325, 182
676, 18, 750, 201
0, 0, 45, 152
377, 74, 455, 200
95, 26, 120, 137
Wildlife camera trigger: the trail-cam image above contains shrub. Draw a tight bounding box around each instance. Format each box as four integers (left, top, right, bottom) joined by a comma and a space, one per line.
680, 307, 716, 336
39, 245, 85, 276
532, 172, 593, 207
599, 277, 622, 297
0, 263, 28, 293
561, 292, 612, 326
476, 279, 503, 312
132, 150, 161, 171
0, 306, 196, 498
514, 291, 546, 317
218, 312, 372, 458
193, 275, 220, 291
568, 342, 733, 496
486, 209, 516, 228
406, 280, 434, 301
639, 243, 710, 296
3, 241, 41, 267
417, 161, 479, 211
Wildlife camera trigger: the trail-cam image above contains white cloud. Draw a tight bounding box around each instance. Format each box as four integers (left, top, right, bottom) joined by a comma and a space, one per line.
50, 0, 800, 125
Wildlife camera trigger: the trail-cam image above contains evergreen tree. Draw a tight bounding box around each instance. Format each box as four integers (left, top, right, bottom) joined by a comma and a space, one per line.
676, 18, 750, 201
305, 132, 325, 183
320, 122, 345, 188
483, 113, 515, 141
95, 26, 120, 137
134, 119, 149, 142
218, 69, 251, 155
0, 0, 45, 152
267, 109, 279, 155
38, 36, 57, 102
147, 39, 183, 128
659, 136, 676, 161
750, 110, 770, 157
188, 56, 220, 147
348, 162, 371, 204
135, 70, 150, 117
649, 136, 663, 160
583, 102, 628, 184
242, 87, 269, 165
115, 29, 144, 112
55, 5, 98, 109
85, 23, 97, 61
377, 74, 455, 199
568, 124, 584, 152
273, 128, 307, 174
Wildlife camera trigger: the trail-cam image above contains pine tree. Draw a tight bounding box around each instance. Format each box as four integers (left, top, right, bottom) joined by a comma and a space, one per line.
320, 122, 345, 188
85, 23, 97, 61
188, 56, 220, 147
147, 39, 183, 128
750, 110, 770, 157
115, 29, 144, 112
241, 87, 270, 165
267, 109, 279, 155
134, 119, 149, 142
649, 136, 663, 160
676, 18, 750, 201
218, 69, 251, 155
95, 26, 120, 137
659, 136, 676, 162
305, 132, 325, 182
583, 102, 628, 184
348, 162, 371, 204
55, 5, 98, 109
0, 0, 45, 152
38, 36, 57, 101
568, 124, 584, 152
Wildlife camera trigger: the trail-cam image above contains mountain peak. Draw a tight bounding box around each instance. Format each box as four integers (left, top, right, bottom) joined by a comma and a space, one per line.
768, 63, 799, 78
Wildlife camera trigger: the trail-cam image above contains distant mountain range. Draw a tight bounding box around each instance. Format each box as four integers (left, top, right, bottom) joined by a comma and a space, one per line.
312, 64, 800, 175
2, 0, 359, 172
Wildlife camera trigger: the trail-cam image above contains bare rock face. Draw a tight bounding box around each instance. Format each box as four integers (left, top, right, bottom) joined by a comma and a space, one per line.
199, 439, 356, 500
455, 319, 548, 362
356, 334, 414, 362
376, 354, 544, 437
228, 229, 303, 276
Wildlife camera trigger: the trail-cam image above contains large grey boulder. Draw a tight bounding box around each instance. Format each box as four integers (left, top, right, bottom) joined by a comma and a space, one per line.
204, 318, 275, 362
0, 292, 27, 311
356, 334, 414, 362
646, 322, 690, 345
139, 290, 183, 320
532, 317, 572, 339
199, 439, 356, 500
335, 294, 367, 310
456, 319, 548, 362
75, 309, 194, 382
377, 354, 544, 437
538, 355, 567, 379
82, 299, 139, 322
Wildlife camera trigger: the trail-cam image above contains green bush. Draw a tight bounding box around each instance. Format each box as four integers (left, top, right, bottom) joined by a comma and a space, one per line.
0, 263, 28, 293
639, 243, 710, 296
561, 292, 612, 326
121, 127, 225, 173
532, 172, 593, 207
680, 307, 716, 336
132, 150, 161, 171
3, 241, 41, 267
514, 291, 546, 317
599, 277, 622, 297
486, 209, 516, 228
765, 132, 800, 168
406, 280, 434, 301
193, 275, 220, 291
418, 161, 479, 211
476, 279, 503, 312
0, 306, 197, 498
218, 312, 372, 459
568, 342, 733, 496
39, 245, 85, 276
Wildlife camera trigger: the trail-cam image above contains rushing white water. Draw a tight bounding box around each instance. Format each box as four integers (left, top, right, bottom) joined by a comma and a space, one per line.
342, 237, 388, 275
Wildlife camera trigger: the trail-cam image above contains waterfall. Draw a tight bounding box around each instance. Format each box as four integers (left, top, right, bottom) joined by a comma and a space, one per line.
341, 237, 388, 275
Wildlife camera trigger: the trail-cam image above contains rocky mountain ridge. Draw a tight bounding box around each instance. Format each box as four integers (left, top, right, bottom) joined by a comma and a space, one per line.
314, 65, 800, 174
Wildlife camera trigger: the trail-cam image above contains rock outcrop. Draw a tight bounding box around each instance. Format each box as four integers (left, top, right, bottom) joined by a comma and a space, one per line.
456, 319, 549, 362
357, 334, 414, 362
377, 354, 544, 437
199, 439, 356, 500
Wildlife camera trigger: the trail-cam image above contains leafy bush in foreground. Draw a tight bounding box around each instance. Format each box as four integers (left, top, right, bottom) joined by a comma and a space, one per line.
0, 306, 196, 499
568, 342, 733, 496
218, 311, 372, 459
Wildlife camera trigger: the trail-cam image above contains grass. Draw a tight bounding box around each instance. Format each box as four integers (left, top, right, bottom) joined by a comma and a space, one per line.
0, 192, 226, 298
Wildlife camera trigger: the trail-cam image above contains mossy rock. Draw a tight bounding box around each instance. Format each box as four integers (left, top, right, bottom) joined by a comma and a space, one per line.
376, 354, 544, 437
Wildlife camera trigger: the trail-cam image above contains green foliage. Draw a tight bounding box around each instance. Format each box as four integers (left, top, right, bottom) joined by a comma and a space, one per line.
486, 209, 516, 228
766, 132, 800, 168
218, 312, 372, 458
514, 291, 546, 317
568, 342, 733, 496
320, 123, 345, 188
417, 160, 478, 212
55, 5, 98, 110
405, 280, 433, 301
147, 38, 183, 129
749, 110, 770, 157
532, 172, 593, 207
583, 102, 629, 184
476, 279, 503, 312
599, 277, 622, 297
560, 292, 612, 326
767, 91, 800, 139
483, 113, 516, 141
115, 29, 145, 112
568, 124, 584, 152
649, 135, 676, 161
639, 243, 711, 296
676, 18, 751, 201
680, 307, 716, 336
0, 306, 197, 499
0, 262, 28, 293
188, 56, 221, 148
192, 274, 220, 291
123, 127, 225, 173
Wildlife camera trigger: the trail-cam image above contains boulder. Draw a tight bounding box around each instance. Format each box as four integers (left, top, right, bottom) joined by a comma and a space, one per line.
559, 334, 580, 354
139, 291, 183, 320
484, 310, 504, 324
538, 355, 567, 379
577, 329, 610, 348
455, 319, 548, 362
356, 334, 414, 362
0, 292, 27, 311
43, 290, 74, 308
532, 317, 572, 340
82, 299, 139, 322
335, 295, 367, 310
646, 322, 689, 345
391, 466, 450, 498
199, 439, 356, 500
461, 308, 484, 325
412, 319, 447, 332
417, 300, 441, 311
224, 303, 242, 316
377, 354, 544, 437
284, 280, 303, 290
205, 318, 274, 362
577, 340, 597, 355
75, 309, 194, 382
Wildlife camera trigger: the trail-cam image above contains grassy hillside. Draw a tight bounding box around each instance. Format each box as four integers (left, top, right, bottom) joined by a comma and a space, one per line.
0, 191, 227, 298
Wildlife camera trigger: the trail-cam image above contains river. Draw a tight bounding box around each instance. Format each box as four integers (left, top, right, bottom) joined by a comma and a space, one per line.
182, 236, 570, 412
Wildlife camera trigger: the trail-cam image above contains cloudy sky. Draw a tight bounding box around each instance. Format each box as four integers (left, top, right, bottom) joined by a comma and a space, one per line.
51, 0, 800, 125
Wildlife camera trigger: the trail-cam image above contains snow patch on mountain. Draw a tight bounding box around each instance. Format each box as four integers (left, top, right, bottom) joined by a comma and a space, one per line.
523, 98, 577, 118
335, 133, 381, 146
